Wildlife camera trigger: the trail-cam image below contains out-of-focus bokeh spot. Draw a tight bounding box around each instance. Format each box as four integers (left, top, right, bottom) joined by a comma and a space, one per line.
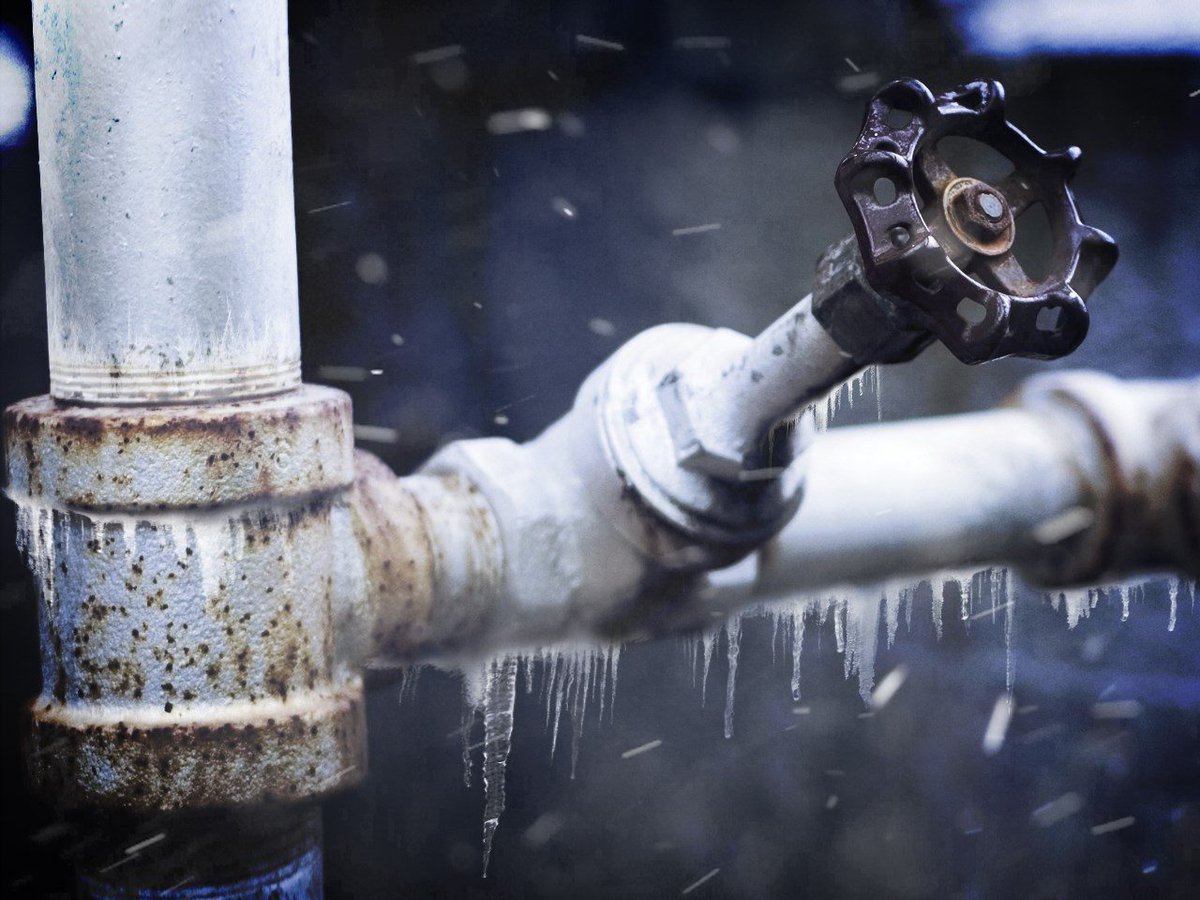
0, 25, 32, 148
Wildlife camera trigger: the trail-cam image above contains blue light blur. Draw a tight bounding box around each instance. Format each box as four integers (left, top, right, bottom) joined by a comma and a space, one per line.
941, 0, 1200, 56
0, 24, 33, 148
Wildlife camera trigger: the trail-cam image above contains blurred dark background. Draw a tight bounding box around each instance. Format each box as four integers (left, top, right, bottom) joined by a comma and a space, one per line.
3, 0, 1200, 896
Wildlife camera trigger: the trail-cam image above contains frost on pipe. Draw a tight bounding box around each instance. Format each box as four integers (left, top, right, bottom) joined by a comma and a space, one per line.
32, 1, 301, 404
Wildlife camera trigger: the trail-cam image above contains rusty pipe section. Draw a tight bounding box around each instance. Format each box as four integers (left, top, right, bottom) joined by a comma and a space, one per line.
6, 0, 374, 822
1014, 371, 1200, 585
345, 452, 502, 663
4, 388, 371, 811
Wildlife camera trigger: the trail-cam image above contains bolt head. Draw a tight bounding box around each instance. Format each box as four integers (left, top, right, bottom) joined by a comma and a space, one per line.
941, 177, 1015, 256
978, 192, 1004, 219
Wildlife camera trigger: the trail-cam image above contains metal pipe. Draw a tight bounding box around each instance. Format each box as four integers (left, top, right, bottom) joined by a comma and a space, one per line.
755, 407, 1087, 594
371, 371, 1200, 655
671, 294, 860, 472
32, 0, 301, 404
75, 807, 323, 899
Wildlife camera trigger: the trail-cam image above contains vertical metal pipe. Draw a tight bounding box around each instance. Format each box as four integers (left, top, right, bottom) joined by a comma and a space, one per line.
32, 0, 301, 404
75, 808, 323, 899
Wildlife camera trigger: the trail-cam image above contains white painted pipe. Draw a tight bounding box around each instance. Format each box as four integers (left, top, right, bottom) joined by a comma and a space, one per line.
32, 0, 301, 404
400, 371, 1199, 653
673, 294, 859, 469
755, 407, 1088, 594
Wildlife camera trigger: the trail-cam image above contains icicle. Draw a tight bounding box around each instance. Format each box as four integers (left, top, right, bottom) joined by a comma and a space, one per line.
871, 364, 883, 421
549, 653, 570, 762
522, 652, 536, 695
1120, 584, 1130, 622
569, 652, 592, 779
834, 598, 847, 654
844, 591, 881, 703
699, 630, 719, 707
460, 663, 490, 789
543, 654, 559, 728
1005, 590, 1016, 694
480, 654, 518, 877
1062, 587, 1091, 629
723, 617, 742, 739
608, 644, 621, 723
1169, 580, 1179, 632
597, 646, 610, 722
931, 578, 944, 639
16, 503, 57, 608
790, 606, 807, 701
769, 611, 781, 666
884, 582, 903, 649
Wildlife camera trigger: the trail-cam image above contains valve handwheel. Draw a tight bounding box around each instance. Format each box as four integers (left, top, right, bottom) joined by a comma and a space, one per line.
834, 78, 1118, 364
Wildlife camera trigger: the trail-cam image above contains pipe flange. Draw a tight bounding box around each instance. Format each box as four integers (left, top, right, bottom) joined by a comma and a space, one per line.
27, 683, 365, 812
1016, 371, 1200, 584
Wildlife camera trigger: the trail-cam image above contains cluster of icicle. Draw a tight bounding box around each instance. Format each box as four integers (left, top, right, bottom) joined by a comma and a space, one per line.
453, 568, 1192, 874
456, 645, 622, 875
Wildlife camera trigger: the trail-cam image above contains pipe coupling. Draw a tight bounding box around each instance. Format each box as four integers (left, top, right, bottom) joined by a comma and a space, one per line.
1016, 371, 1200, 585
3, 386, 367, 811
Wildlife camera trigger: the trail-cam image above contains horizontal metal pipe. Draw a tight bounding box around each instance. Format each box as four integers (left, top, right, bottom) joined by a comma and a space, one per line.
382, 371, 1199, 655
755, 407, 1087, 594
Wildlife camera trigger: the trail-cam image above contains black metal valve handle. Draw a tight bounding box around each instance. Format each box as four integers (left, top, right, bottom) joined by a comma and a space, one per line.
834, 78, 1118, 364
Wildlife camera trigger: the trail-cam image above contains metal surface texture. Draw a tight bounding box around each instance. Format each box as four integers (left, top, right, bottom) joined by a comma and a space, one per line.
599, 324, 807, 545
626, 372, 1200, 633
1016, 371, 1200, 585
811, 234, 933, 365
4, 386, 354, 511
831, 78, 1119, 364
421, 385, 710, 651
665, 295, 861, 475
5, 387, 369, 811
32, 0, 301, 404
347, 452, 503, 661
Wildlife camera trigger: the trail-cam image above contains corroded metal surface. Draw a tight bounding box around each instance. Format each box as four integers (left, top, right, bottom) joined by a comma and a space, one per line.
349, 451, 502, 660
4, 386, 354, 511
27, 685, 364, 811
6, 387, 368, 810
834, 78, 1117, 364
1018, 372, 1200, 585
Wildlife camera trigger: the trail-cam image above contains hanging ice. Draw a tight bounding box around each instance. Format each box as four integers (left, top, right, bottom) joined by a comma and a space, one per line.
480, 654, 518, 877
